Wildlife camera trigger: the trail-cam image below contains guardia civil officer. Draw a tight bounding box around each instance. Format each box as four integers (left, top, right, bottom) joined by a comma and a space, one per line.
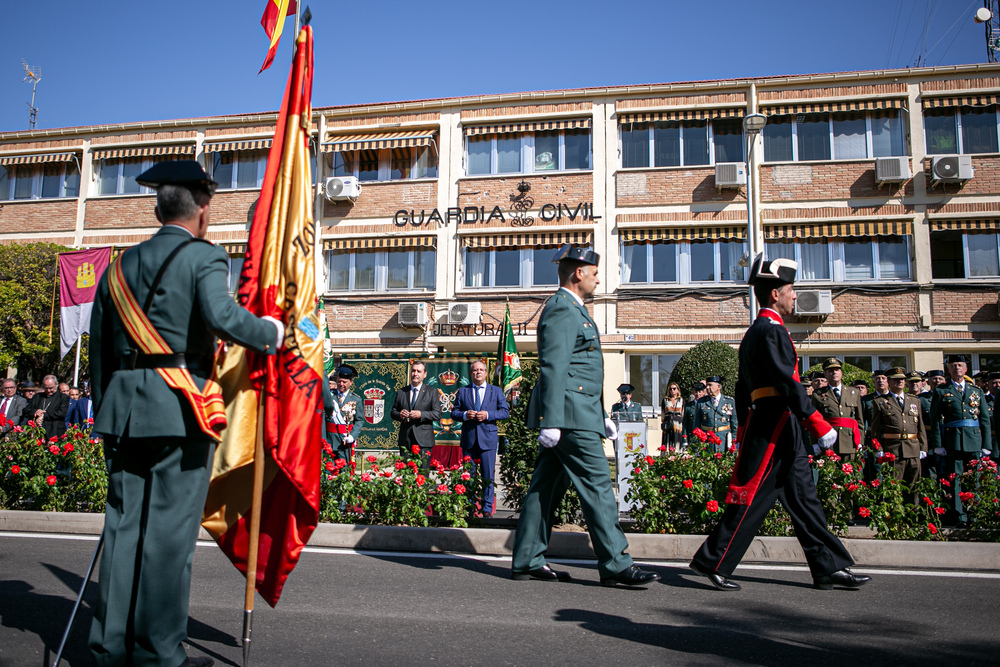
693, 376, 738, 453
610, 383, 643, 420
512, 245, 659, 587
327, 364, 365, 462
683, 381, 707, 444
690, 254, 869, 592
810, 358, 865, 462
868, 367, 927, 503
88, 161, 283, 667
929, 354, 992, 526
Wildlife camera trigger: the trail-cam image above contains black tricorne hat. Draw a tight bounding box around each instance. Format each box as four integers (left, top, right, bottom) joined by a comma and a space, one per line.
945, 354, 970, 365
748, 253, 797, 286
551, 244, 600, 266
617, 383, 634, 394
925, 369, 945, 379
335, 364, 358, 380
692, 382, 706, 391
705, 376, 724, 384
135, 160, 218, 193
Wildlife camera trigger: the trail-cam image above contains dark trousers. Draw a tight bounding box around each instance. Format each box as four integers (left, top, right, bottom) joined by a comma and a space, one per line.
462, 442, 496, 513
946, 450, 978, 523
692, 418, 853, 579
90, 436, 214, 667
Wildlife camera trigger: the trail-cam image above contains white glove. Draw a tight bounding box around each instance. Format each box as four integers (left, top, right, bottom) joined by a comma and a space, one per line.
817, 428, 837, 449
261, 316, 285, 350
919, 450, 927, 459
812, 443, 821, 456
345, 435, 355, 445
934, 447, 947, 456
538, 428, 561, 448
982, 449, 992, 457
604, 418, 618, 441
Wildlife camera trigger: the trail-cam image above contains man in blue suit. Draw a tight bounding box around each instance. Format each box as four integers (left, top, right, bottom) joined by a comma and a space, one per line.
66, 386, 93, 427
451, 360, 509, 515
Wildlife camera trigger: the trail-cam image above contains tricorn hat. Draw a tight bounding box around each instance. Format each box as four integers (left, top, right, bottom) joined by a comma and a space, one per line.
617, 383, 635, 394
989, 372, 1000, 381
692, 382, 706, 391
748, 253, 797, 286
705, 376, 724, 384
335, 364, 358, 380
871, 369, 888, 378
135, 160, 218, 194
551, 244, 600, 266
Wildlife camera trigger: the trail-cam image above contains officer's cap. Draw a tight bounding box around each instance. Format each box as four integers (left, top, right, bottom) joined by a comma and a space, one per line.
925, 369, 945, 379
617, 383, 635, 394
906, 371, 924, 382
135, 160, 218, 194
692, 382, 706, 391
551, 245, 600, 266
705, 376, 724, 384
871, 369, 888, 379
335, 364, 357, 380
945, 354, 970, 365
748, 253, 797, 286
821, 357, 842, 370
989, 372, 1000, 381
809, 370, 824, 380
886, 367, 907, 380
851, 379, 868, 387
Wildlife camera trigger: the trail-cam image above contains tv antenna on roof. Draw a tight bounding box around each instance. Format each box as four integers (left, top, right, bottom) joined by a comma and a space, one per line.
22, 59, 41, 130
976, 2, 1000, 63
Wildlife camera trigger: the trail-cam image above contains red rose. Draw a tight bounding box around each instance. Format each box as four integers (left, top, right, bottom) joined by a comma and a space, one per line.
366, 454, 377, 463
431, 459, 441, 469
394, 477, 403, 486
463, 455, 472, 463
48, 445, 60, 456
871, 479, 880, 489
692, 428, 707, 441
714, 453, 723, 459
436, 484, 449, 494
871, 438, 882, 451
408, 460, 418, 471
941, 479, 951, 487
858, 507, 871, 518
847, 483, 858, 492
455, 484, 466, 494
46, 475, 57, 486
326, 474, 334, 481
395, 461, 406, 470
644, 455, 655, 466
706, 500, 720, 513
825, 449, 836, 458
361, 473, 372, 482
325, 461, 335, 471
87, 417, 94, 425
411, 445, 421, 455
473, 458, 481, 465
415, 474, 425, 486
682, 479, 694, 489
959, 491, 975, 502
884, 452, 896, 462
928, 523, 938, 535
934, 507, 946, 515
11, 465, 19, 474
658, 445, 667, 452
27, 420, 35, 428
841, 463, 854, 475
461, 472, 471, 481
923, 496, 932, 505
633, 468, 641, 475
334, 458, 347, 469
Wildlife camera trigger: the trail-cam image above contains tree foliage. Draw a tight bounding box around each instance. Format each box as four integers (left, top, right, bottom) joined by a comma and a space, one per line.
669, 339, 739, 397
805, 361, 872, 392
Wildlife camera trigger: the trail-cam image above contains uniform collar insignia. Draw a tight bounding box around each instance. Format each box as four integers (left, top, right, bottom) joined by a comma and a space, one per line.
759, 308, 783, 325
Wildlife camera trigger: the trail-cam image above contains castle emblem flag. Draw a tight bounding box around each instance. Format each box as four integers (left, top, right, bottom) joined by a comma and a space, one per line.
58, 247, 112, 358
364, 387, 385, 425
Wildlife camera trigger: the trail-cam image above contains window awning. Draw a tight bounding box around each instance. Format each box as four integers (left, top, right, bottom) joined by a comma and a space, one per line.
620, 226, 746, 243
460, 230, 593, 249
464, 118, 591, 136
221, 242, 248, 254
761, 98, 904, 115
323, 235, 436, 251
922, 94, 999, 109
321, 129, 437, 152
929, 218, 1000, 233
618, 108, 743, 124
204, 139, 272, 153
92, 145, 196, 160
764, 220, 912, 240
0, 152, 77, 166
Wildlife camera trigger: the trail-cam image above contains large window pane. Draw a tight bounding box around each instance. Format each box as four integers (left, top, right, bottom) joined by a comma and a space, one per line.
387, 250, 409, 289
719, 240, 746, 282
872, 111, 905, 157
843, 239, 875, 280
877, 238, 909, 280
99, 161, 118, 195
413, 148, 437, 179
467, 137, 491, 175
763, 116, 793, 162
832, 113, 867, 159
534, 131, 558, 171
930, 230, 964, 279
925, 110, 958, 154
41, 163, 62, 198
0, 166, 9, 200
877, 355, 908, 371
713, 118, 743, 164
353, 252, 376, 290
967, 232, 1000, 277
765, 241, 795, 261
628, 355, 654, 410
532, 247, 559, 286
122, 159, 143, 194
358, 149, 379, 182
690, 241, 716, 282
64, 163, 80, 198
844, 356, 873, 372
496, 135, 521, 173
213, 152, 235, 188
329, 252, 350, 291
464, 250, 488, 288
494, 249, 520, 286
797, 114, 831, 161
390, 148, 411, 180
961, 109, 999, 154
653, 123, 680, 167
683, 121, 709, 166
651, 242, 677, 282
564, 129, 590, 170
621, 124, 650, 168
328, 151, 354, 177
622, 244, 647, 283
13, 166, 33, 199
236, 152, 259, 189
799, 240, 830, 280
413, 250, 435, 289
977, 354, 1000, 373
228, 257, 244, 293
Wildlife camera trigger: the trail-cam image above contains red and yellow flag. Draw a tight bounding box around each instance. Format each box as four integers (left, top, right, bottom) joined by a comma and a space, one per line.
259, 0, 297, 74
203, 25, 319, 607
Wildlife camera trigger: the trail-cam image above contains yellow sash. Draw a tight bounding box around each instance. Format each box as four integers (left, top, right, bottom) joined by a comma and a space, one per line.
107, 255, 227, 441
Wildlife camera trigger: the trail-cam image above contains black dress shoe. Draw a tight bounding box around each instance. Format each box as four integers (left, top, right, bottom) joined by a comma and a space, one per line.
182, 657, 214, 667
689, 561, 741, 591
600, 565, 661, 587
813, 568, 871, 590
511, 565, 571, 582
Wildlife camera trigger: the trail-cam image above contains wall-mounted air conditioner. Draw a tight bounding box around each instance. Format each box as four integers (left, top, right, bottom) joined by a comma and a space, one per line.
324, 176, 361, 200
875, 156, 911, 183
930, 155, 974, 184
397, 302, 429, 327
714, 162, 747, 188
794, 290, 834, 316
447, 302, 482, 325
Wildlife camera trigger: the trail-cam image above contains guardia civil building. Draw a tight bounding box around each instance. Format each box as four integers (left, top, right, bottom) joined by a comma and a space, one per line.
3, 63, 1000, 415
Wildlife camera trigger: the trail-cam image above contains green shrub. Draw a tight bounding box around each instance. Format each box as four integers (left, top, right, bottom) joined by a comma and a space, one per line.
805, 361, 872, 393
669, 340, 739, 397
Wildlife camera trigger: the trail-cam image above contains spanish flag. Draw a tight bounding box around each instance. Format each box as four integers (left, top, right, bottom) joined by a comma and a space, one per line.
259, 0, 297, 74
203, 25, 319, 607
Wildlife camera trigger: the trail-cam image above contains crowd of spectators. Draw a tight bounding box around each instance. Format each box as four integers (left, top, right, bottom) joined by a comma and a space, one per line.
0, 375, 93, 439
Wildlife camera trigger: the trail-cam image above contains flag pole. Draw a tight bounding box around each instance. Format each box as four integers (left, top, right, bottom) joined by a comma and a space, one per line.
73, 335, 82, 386
242, 392, 267, 667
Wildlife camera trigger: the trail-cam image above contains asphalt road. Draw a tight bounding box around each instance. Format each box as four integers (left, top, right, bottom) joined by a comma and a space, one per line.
1, 533, 998, 667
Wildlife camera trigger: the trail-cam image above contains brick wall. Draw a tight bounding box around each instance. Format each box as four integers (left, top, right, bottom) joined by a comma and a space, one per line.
616, 167, 740, 206
932, 289, 1000, 324
0, 138, 83, 152
90, 130, 197, 145
209, 190, 260, 225
760, 161, 914, 202
326, 300, 434, 332
617, 294, 749, 327
84, 196, 157, 229
324, 180, 437, 220
0, 200, 77, 233
785, 290, 919, 326
923, 156, 1000, 196
457, 173, 593, 212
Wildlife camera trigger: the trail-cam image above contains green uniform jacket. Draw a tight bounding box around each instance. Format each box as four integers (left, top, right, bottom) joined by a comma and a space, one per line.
526, 288, 605, 436
693, 395, 737, 436
328, 390, 364, 447
90, 226, 278, 439
928, 382, 992, 453
811, 384, 865, 456
610, 401, 643, 420
869, 393, 927, 459
683, 400, 698, 440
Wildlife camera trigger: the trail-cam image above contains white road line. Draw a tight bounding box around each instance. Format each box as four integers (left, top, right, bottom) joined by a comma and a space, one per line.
3, 532, 998, 579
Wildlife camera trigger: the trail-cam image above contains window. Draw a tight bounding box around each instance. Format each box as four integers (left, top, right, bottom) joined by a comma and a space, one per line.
325, 146, 437, 182
463, 247, 561, 288
98, 157, 170, 195
328, 249, 436, 292
924, 107, 1000, 155
627, 354, 682, 415
931, 231, 1000, 279
765, 237, 909, 282
210, 150, 267, 190
467, 129, 591, 175
763, 110, 908, 162
974, 354, 1000, 374
621, 240, 746, 284
227, 256, 244, 294
621, 119, 728, 168
0, 162, 80, 201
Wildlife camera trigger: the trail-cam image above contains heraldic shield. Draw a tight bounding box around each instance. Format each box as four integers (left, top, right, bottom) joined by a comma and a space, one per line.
364, 387, 386, 425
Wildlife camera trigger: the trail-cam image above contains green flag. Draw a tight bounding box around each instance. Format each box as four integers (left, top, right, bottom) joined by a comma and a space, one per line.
495, 300, 522, 393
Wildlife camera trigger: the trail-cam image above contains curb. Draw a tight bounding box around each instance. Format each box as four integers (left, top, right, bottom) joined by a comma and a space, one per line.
2, 510, 998, 571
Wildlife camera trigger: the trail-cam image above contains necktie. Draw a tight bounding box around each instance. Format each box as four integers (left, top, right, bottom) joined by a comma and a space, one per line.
411, 387, 419, 406
834, 387, 841, 400
897, 395, 904, 409
474, 386, 482, 411
0, 398, 7, 416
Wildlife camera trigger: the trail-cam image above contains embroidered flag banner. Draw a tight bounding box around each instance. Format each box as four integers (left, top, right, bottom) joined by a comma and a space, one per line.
58, 247, 112, 358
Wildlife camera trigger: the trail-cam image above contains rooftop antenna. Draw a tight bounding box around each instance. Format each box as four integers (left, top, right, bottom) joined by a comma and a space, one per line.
976, 2, 1000, 63
22, 59, 41, 130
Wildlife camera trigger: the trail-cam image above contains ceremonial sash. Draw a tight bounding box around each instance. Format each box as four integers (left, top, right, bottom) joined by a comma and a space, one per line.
828, 416, 861, 447
107, 255, 227, 441
944, 419, 978, 428
725, 410, 789, 506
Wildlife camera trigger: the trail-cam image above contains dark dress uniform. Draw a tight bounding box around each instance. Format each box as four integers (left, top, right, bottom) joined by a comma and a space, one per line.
693, 393, 738, 453
610, 400, 643, 420
929, 379, 992, 524
811, 382, 865, 461
327, 389, 364, 461
683, 398, 698, 442
869, 391, 927, 502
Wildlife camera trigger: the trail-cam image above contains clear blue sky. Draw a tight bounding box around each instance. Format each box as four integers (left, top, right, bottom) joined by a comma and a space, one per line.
0, 0, 990, 133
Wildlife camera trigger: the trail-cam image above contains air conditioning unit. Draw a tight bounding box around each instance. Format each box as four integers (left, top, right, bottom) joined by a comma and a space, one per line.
931, 155, 974, 183
397, 302, 429, 327
715, 162, 747, 188
324, 176, 361, 200
447, 302, 482, 325
794, 289, 834, 316
875, 156, 911, 183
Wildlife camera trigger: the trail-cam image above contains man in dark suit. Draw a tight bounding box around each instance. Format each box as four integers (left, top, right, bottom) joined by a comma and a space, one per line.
66, 387, 93, 427
87, 160, 282, 667
451, 359, 509, 515
391, 360, 441, 466
22, 374, 70, 441
511, 245, 659, 588
0, 378, 27, 434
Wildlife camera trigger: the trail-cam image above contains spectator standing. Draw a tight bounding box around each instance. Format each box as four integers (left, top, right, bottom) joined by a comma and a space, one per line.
328, 365, 365, 462
811, 358, 865, 462
0, 379, 27, 433
852, 380, 868, 397
660, 382, 685, 452
66, 387, 93, 428
451, 360, 510, 515
20, 380, 37, 402
391, 361, 441, 465
683, 382, 707, 444
693, 376, 737, 453
868, 367, 927, 503
22, 375, 70, 441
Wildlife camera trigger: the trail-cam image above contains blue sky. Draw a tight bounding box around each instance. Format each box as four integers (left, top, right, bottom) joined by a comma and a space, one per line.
0, 0, 990, 133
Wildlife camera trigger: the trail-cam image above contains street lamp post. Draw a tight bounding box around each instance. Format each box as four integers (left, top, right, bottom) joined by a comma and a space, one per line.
743, 113, 767, 322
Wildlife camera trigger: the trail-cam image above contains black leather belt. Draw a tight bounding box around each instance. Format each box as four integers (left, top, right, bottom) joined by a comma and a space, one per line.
119, 352, 207, 371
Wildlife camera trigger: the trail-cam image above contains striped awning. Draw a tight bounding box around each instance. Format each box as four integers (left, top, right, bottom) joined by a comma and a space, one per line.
323, 235, 436, 251
618, 108, 743, 124
204, 139, 272, 153
92, 145, 196, 160
923, 94, 999, 109
0, 152, 76, 166
764, 220, 912, 240
464, 118, 591, 136
460, 230, 593, 249
620, 226, 746, 243
762, 98, 904, 115
321, 129, 437, 152
221, 242, 248, 254
929, 218, 1000, 233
